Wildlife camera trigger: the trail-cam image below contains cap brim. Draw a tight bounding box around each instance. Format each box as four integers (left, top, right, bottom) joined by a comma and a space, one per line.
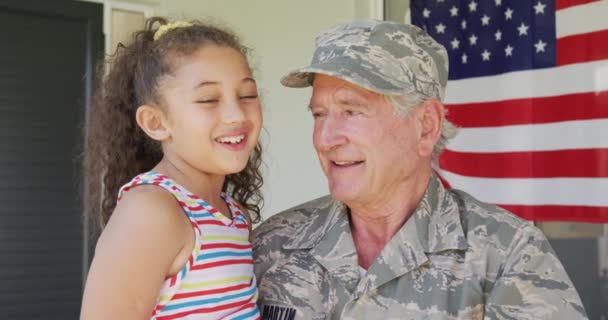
280, 59, 414, 96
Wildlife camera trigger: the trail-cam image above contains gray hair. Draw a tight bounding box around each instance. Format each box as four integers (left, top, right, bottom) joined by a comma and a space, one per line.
385, 93, 458, 159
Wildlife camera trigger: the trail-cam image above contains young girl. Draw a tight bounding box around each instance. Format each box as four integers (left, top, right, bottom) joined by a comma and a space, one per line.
81, 17, 263, 319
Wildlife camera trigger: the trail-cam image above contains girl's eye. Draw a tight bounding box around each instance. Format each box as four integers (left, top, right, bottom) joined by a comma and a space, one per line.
195, 99, 219, 104
240, 95, 258, 100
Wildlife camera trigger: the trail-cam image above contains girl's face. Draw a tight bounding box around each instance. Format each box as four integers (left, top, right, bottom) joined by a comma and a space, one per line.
158, 45, 262, 176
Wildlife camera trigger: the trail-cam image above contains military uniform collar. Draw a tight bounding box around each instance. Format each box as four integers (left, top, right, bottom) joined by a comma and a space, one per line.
282, 174, 467, 293
282, 197, 359, 291
282, 198, 348, 250
283, 174, 466, 252
356, 174, 468, 293
409, 173, 468, 254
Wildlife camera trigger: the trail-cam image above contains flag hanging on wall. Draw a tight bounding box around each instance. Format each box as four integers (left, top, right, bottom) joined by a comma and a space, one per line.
411, 0, 608, 222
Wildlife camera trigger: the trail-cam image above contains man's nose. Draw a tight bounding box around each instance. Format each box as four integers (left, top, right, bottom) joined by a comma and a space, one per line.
314, 114, 348, 151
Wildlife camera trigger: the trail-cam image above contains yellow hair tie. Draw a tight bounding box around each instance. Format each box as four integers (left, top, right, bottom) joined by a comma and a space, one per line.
153, 21, 193, 41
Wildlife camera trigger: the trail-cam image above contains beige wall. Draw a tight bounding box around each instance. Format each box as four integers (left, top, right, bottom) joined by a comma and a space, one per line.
101, 0, 378, 219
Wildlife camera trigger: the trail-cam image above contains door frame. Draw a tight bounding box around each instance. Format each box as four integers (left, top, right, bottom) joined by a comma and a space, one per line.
80, 0, 155, 55
0, 0, 104, 288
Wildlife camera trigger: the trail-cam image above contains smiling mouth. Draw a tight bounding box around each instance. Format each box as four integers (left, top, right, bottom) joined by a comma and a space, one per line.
215, 134, 245, 144
331, 160, 364, 167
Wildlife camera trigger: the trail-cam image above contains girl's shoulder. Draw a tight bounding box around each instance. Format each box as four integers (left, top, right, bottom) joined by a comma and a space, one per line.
104, 172, 193, 249
108, 183, 190, 242
84, 182, 194, 319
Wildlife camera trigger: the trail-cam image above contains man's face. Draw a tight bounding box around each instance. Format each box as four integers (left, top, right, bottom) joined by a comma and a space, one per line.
309, 75, 428, 207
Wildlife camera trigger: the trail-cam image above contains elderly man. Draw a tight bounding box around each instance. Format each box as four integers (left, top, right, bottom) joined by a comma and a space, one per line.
253, 20, 587, 320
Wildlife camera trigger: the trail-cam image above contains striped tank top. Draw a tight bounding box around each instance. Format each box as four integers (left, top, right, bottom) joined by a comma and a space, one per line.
118, 172, 260, 320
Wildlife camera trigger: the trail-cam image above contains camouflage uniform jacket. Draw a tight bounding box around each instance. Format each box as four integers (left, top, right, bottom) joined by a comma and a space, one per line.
253, 176, 588, 320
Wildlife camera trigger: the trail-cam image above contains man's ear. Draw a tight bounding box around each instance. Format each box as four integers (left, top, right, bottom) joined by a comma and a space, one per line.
135, 105, 171, 142
417, 99, 444, 157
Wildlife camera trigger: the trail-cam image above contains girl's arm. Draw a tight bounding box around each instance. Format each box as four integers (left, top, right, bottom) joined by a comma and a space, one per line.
80, 186, 192, 319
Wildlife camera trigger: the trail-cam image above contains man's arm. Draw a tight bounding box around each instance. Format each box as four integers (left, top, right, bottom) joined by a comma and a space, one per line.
484, 224, 588, 320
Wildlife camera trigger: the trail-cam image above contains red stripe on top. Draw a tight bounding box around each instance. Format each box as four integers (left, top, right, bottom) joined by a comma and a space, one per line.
446, 90, 608, 128
557, 29, 608, 66
197, 219, 249, 229
555, 0, 599, 10
499, 204, 608, 222
155, 300, 255, 320
170, 283, 252, 301
177, 201, 204, 211
228, 302, 260, 319
191, 259, 253, 271
440, 148, 608, 178
202, 243, 252, 250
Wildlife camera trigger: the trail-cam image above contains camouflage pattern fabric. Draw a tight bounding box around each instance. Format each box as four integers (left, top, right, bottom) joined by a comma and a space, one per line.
253, 175, 588, 320
280, 20, 449, 101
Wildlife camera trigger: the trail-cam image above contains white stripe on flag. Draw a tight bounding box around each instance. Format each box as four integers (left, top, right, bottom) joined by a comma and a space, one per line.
438, 168, 608, 206
444, 59, 608, 104
446, 118, 608, 153
556, 1, 608, 38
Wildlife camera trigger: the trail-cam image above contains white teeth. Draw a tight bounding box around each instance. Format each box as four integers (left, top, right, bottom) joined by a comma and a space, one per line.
334, 161, 357, 166
217, 135, 245, 144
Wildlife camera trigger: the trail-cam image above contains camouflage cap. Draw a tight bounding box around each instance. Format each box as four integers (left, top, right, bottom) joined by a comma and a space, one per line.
281, 20, 449, 101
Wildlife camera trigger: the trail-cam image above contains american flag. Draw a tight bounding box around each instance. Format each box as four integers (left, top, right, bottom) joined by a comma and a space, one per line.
411, 0, 608, 222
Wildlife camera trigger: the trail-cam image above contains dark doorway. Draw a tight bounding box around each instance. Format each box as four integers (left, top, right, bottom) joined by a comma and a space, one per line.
0, 0, 103, 318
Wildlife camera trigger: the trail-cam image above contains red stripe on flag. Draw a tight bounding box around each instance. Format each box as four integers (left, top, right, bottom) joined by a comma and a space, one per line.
557, 29, 608, 66
446, 90, 608, 128
499, 204, 608, 222
555, 0, 600, 10
440, 149, 608, 178
434, 169, 452, 188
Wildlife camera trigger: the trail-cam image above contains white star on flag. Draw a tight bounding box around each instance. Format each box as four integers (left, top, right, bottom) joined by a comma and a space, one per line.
518, 22, 529, 36
436, 23, 446, 34
423, 8, 431, 18
482, 49, 491, 61
469, 1, 477, 12
481, 15, 490, 26
535, 39, 547, 52
450, 6, 459, 17
469, 34, 478, 45
534, 2, 546, 15
495, 30, 502, 41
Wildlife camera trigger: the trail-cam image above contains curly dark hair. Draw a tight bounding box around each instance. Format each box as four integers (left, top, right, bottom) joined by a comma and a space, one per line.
84, 17, 263, 229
